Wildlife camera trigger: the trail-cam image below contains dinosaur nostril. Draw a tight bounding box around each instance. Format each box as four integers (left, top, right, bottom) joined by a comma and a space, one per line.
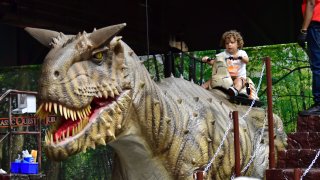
54, 71, 60, 78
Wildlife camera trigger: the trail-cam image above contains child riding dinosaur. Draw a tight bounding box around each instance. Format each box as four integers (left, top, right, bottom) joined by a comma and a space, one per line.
202, 30, 257, 100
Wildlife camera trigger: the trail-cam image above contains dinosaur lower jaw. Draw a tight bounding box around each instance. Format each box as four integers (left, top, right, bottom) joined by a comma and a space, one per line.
36, 90, 131, 147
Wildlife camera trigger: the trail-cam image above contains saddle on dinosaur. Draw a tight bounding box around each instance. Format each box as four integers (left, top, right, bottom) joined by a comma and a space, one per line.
208, 55, 263, 107
25, 24, 286, 179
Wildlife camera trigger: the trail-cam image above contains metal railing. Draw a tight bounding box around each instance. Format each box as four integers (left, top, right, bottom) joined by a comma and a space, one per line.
0, 89, 42, 173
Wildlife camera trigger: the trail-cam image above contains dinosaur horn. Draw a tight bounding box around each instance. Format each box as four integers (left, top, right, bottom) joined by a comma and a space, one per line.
25, 27, 61, 47
89, 23, 126, 47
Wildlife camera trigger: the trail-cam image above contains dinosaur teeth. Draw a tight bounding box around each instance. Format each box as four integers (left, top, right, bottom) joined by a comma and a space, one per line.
50, 134, 54, 144
70, 110, 75, 121
62, 130, 66, 140
77, 111, 82, 120
80, 110, 84, 118
35, 104, 49, 120
67, 127, 70, 138
36, 103, 44, 114
48, 102, 52, 112
72, 126, 75, 136
73, 110, 77, 121
53, 103, 58, 114
85, 106, 91, 116
109, 90, 115, 98
45, 102, 48, 111
102, 91, 108, 99
68, 109, 71, 119
63, 107, 68, 119
113, 88, 120, 96
59, 104, 63, 116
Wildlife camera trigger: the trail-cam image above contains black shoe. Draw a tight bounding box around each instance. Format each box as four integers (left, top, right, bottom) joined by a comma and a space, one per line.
228, 87, 238, 97
299, 104, 320, 116
245, 83, 251, 95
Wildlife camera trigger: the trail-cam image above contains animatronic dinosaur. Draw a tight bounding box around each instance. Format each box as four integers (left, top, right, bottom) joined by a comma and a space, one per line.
26, 24, 287, 179
208, 55, 262, 106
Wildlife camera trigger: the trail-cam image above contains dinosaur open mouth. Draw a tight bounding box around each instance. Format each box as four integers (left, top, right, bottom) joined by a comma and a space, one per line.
36, 90, 130, 145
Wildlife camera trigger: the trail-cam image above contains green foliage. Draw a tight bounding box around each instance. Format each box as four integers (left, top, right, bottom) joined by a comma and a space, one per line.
244, 43, 311, 132
144, 43, 311, 133
61, 146, 113, 180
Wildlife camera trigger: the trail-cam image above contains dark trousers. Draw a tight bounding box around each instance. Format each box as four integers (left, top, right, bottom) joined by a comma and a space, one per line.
307, 21, 320, 104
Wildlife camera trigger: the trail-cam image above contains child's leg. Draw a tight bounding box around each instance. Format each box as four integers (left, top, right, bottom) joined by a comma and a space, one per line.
233, 77, 246, 91
201, 79, 212, 89
228, 77, 246, 96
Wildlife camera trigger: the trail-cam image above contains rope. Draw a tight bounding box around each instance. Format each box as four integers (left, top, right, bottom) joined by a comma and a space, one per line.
203, 112, 233, 173
231, 109, 268, 180
230, 62, 266, 180
201, 61, 266, 177
300, 149, 320, 180
240, 62, 265, 121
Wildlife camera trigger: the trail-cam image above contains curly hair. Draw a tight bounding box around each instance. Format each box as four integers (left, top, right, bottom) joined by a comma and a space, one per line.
220, 30, 244, 49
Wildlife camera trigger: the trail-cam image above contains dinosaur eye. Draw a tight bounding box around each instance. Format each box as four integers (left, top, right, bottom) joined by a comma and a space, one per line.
94, 52, 103, 60
92, 47, 109, 64
92, 52, 105, 64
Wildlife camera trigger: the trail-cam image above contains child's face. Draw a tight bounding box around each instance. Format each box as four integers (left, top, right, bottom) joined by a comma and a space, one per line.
224, 37, 238, 54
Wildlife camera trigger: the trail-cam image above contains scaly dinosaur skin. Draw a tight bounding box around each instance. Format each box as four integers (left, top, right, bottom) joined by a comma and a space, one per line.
26, 24, 287, 179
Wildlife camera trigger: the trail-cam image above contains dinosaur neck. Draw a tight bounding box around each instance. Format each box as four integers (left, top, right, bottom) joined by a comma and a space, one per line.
110, 51, 175, 178
131, 61, 170, 144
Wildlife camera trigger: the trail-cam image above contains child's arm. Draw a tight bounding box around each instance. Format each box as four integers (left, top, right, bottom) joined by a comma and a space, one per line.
238, 56, 249, 64
235, 50, 249, 64
201, 56, 215, 65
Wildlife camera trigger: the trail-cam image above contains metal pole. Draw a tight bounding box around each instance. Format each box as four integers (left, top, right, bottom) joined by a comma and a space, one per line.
8, 93, 12, 172
294, 168, 302, 180
195, 171, 203, 180
233, 111, 241, 177
265, 57, 275, 169
38, 118, 42, 172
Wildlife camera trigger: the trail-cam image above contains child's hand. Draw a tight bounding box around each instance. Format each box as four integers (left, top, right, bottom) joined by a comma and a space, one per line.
202, 56, 210, 62
227, 56, 243, 60
202, 56, 214, 63
226, 56, 234, 60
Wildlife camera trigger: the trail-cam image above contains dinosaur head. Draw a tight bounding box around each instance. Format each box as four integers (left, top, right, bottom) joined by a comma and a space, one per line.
26, 24, 133, 160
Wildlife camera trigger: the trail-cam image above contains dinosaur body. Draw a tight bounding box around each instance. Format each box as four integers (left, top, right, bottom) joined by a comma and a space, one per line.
26, 24, 286, 179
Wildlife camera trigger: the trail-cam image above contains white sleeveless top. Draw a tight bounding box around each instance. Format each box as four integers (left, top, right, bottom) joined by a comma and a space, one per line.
216, 50, 248, 78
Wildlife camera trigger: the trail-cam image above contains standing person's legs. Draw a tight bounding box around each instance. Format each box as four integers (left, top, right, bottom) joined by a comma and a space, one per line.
308, 24, 320, 105
300, 23, 320, 115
